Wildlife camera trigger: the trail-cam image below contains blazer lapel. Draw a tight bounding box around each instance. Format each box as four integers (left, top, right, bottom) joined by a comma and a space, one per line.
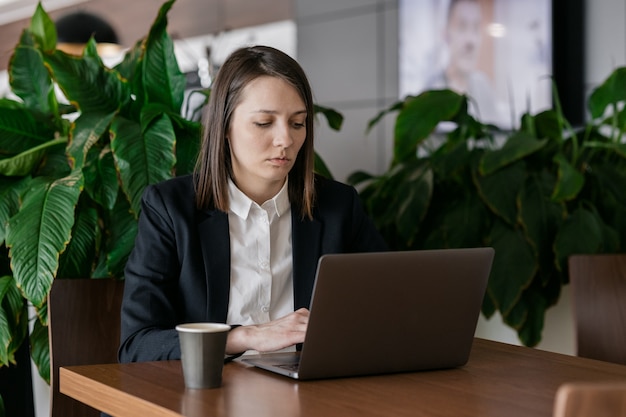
198, 209, 231, 322
292, 214, 321, 309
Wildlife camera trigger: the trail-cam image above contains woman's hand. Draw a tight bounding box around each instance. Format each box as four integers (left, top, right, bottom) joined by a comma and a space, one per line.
226, 308, 309, 355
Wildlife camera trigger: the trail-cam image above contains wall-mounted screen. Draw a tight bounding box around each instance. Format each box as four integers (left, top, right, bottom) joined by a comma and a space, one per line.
399, 0, 553, 130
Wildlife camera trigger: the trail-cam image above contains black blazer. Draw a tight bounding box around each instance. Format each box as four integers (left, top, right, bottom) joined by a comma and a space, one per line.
119, 175, 387, 362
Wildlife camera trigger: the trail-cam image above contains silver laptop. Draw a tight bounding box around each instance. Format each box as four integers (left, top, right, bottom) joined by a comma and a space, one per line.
242, 247, 494, 380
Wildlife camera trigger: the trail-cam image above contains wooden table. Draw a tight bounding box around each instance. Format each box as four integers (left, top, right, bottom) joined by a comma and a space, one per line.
60, 338, 626, 417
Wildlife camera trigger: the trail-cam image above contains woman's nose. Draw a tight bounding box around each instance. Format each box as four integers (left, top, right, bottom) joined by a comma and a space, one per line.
273, 122, 294, 148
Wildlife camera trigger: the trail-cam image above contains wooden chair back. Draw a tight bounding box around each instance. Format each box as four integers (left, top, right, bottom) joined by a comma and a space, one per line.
554, 382, 626, 417
568, 254, 626, 365
48, 278, 124, 417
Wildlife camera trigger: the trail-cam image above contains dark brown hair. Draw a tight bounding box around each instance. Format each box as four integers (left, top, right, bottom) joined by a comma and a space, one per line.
194, 45, 316, 219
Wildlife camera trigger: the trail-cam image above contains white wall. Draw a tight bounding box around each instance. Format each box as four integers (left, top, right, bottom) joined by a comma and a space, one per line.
296, 0, 398, 183
585, 0, 626, 90
295, 0, 626, 356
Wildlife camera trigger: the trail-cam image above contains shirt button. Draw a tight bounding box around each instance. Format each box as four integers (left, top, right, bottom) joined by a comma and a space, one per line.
261, 306, 270, 313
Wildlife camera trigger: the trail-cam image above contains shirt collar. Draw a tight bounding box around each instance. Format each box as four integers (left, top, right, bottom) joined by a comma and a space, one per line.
228, 178, 290, 220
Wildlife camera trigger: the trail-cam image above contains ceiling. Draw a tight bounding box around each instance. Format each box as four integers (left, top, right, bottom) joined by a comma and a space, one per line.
0, 0, 292, 71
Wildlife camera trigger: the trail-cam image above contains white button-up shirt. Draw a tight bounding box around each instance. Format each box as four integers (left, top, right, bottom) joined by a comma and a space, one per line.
226, 179, 294, 326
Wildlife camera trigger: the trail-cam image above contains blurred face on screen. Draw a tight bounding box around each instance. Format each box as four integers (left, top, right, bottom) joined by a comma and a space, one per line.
445, 0, 483, 80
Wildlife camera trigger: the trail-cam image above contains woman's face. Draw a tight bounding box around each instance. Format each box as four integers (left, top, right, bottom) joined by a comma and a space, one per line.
228, 75, 307, 202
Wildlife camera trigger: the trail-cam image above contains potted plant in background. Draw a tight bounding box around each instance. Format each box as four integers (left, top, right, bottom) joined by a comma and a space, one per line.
0, 2, 198, 413
0, 0, 341, 413
350, 73, 626, 347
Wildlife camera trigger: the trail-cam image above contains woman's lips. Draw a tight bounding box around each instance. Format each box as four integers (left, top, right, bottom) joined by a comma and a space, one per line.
268, 157, 291, 166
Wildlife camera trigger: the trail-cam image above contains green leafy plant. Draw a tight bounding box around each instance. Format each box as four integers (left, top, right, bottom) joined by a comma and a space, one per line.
0, 0, 342, 386
0, 0, 196, 383
350, 75, 626, 347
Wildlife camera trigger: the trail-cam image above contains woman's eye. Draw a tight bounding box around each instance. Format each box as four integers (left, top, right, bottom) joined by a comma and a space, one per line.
254, 122, 271, 127
292, 122, 305, 129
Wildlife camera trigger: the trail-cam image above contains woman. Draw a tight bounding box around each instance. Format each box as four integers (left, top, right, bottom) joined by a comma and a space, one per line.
119, 45, 387, 363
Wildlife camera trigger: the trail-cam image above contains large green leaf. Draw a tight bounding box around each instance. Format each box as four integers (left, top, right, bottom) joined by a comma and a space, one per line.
35, 142, 72, 179
474, 160, 526, 226
553, 206, 619, 274
110, 114, 176, 216
502, 263, 562, 342
505, 280, 550, 347
608, 107, 626, 134
367, 99, 405, 134
580, 138, 626, 154
551, 153, 584, 202
0, 177, 30, 244
347, 170, 375, 187
430, 138, 475, 178
5, 172, 84, 307
143, 0, 185, 112
9, 41, 55, 115
596, 188, 626, 247
422, 192, 488, 250
499, 289, 528, 330
83, 145, 119, 211
0, 137, 65, 177
57, 199, 99, 279
314, 104, 344, 131
170, 115, 201, 176
588, 67, 626, 119
533, 110, 564, 143
481, 289, 496, 319
395, 167, 433, 243
0, 99, 22, 109
486, 220, 537, 317
30, 315, 49, 383
479, 131, 548, 176
359, 180, 398, 233
67, 112, 116, 170
115, 38, 145, 83
365, 163, 422, 232
614, 143, 626, 160
28, 3, 56, 52
102, 193, 138, 278
0, 107, 55, 156
590, 162, 626, 207
394, 90, 465, 164
116, 39, 147, 121
43, 40, 129, 115
0, 276, 27, 366
518, 172, 564, 265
